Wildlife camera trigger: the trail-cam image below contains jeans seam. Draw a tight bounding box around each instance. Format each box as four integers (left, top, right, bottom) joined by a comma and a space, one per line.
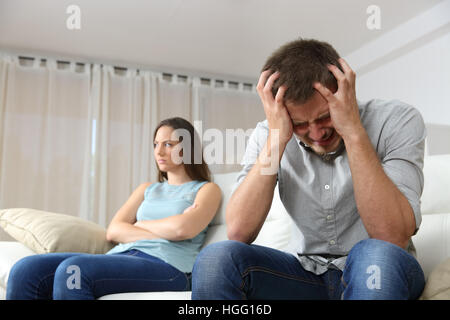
92, 272, 188, 294
339, 275, 347, 300
107, 250, 190, 292
35, 273, 55, 300
240, 265, 326, 293
184, 273, 192, 291
340, 274, 347, 288
406, 268, 425, 299
93, 272, 185, 285
328, 272, 334, 295
124, 250, 140, 257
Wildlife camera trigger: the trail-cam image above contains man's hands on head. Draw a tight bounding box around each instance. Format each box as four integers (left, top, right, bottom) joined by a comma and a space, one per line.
257, 59, 365, 148
313, 58, 364, 141
256, 70, 293, 147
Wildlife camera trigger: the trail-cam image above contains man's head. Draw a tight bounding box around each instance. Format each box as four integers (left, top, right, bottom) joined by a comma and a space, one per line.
262, 38, 344, 156
262, 38, 342, 104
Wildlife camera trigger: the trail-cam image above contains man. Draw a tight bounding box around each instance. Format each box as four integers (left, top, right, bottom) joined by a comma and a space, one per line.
192, 38, 426, 299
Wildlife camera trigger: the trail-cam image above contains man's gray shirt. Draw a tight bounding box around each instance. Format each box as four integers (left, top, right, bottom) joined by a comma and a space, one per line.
232, 99, 426, 275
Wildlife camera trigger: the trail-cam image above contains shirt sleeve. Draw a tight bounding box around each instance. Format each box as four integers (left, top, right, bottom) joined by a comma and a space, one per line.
381, 103, 427, 235
230, 120, 272, 195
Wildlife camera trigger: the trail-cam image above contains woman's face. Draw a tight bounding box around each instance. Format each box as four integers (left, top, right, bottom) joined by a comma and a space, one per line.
153, 125, 184, 172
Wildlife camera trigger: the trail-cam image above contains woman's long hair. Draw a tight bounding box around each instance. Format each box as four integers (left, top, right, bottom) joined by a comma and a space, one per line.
153, 117, 211, 182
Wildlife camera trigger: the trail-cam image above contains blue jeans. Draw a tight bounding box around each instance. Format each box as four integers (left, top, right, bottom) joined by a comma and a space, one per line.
6, 250, 191, 300
191, 239, 425, 300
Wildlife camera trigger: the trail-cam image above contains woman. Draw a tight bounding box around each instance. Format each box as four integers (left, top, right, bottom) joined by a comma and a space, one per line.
6, 117, 221, 300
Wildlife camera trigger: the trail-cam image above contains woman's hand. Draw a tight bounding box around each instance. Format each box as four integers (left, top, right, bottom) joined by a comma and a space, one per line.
106, 183, 159, 243
134, 203, 198, 229
132, 183, 221, 241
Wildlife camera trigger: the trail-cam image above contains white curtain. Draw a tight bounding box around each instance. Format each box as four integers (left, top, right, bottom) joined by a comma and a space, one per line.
0, 55, 90, 216
0, 53, 264, 227
80, 66, 159, 227
196, 80, 265, 173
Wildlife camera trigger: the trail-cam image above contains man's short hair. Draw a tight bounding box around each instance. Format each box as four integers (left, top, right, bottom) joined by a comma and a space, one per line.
262, 38, 343, 104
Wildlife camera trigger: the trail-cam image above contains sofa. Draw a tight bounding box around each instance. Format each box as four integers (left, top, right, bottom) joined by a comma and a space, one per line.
1, 154, 450, 300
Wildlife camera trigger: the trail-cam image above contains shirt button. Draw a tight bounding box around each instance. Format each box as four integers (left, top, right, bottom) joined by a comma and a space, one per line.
329, 240, 336, 245
324, 184, 330, 190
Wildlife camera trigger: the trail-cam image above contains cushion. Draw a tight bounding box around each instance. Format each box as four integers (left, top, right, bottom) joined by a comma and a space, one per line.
412, 212, 450, 278
421, 155, 450, 215
212, 171, 291, 223
210, 172, 292, 251
419, 257, 450, 300
253, 185, 293, 250
0, 208, 114, 254
211, 172, 239, 226
0, 241, 35, 292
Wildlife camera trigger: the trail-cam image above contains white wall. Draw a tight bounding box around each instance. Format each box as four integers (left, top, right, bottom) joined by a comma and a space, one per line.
343, 1, 450, 155
355, 29, 450, 126
344, 0, 450, 126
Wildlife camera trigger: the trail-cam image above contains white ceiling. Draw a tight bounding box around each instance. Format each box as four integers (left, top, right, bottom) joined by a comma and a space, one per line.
0, 0, 443, 82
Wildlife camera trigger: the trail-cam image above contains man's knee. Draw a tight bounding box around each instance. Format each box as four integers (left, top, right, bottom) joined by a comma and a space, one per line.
193, 240, 249, 274
348, 238, 405, 263
192, 240, 251, 299
346, 238, 411, 278
343, 238, 424, 299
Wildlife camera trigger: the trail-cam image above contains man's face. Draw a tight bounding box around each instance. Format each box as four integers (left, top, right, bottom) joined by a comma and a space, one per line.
285, 91, 342, 156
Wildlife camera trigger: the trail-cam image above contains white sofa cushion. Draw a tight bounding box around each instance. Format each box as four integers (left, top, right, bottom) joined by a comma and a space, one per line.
0, 241, 35, 297
209, 171, 292, 250
421, 155, 450, 215
419, 257, 450, 300
412, 154, 450, 278
412, 212, 450, 278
